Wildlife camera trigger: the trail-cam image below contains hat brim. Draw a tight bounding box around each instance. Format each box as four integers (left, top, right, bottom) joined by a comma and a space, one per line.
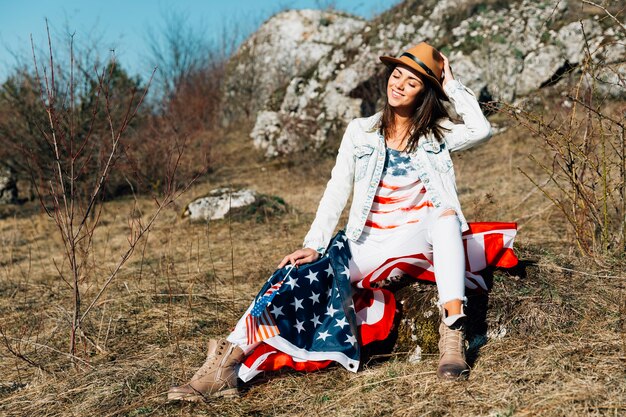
379, 55, 449, 101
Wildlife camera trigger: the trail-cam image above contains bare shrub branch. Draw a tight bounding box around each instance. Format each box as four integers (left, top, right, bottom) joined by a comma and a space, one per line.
14, 21, 190, 362
499, 13, 625, 258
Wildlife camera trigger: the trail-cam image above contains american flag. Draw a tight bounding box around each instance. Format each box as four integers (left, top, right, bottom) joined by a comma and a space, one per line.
239, 232, 359, 381
237, 222, 517, 382
246, 278, 286, 343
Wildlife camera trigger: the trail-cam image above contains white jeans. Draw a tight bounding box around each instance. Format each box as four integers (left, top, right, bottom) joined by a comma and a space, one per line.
431, 213, 467, 305
348, 208, 466, 306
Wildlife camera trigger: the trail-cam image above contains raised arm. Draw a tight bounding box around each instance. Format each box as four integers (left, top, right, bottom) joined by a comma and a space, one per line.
438, 53, 492, 152
440, 80, 492, 151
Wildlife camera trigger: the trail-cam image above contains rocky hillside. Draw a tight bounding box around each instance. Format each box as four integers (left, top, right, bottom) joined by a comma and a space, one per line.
223, 0, 624, 157
221, 10, 366, 125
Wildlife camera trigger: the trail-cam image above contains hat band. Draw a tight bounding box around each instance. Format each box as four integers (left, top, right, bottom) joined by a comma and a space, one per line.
400, 52, 440, 81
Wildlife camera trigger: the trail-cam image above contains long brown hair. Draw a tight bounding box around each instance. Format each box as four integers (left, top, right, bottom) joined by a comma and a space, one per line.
379, 65, 451, 152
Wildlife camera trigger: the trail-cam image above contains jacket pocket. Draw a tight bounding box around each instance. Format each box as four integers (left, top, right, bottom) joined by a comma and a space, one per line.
354, 144, 374, 181
424, 142, 453, 173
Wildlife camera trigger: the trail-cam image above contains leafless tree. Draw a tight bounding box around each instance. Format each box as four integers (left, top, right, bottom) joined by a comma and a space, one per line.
27, 21, 190, 359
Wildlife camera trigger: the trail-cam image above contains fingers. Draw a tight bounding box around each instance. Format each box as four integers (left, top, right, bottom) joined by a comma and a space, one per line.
278, 255, 290, 269
440, 52, 450, 69
277, 248, 319, 268
278, 251, 300, 268
439, 52, 454, 84
277, 249, 304, 268
299, 252, 319, 265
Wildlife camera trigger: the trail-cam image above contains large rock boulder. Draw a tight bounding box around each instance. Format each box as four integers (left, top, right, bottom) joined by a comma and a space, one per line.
221, 9, 366, 124
362, 277, 508, 365
229, 0, 624, 157
516, 45, 566, 96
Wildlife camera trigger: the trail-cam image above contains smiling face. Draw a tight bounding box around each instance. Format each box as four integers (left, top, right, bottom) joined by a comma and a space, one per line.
386, 64, 425, 110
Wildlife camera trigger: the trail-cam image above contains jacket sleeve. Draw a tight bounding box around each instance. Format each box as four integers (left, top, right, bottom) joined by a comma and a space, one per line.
302, 120, 356, 254
440, 79, 492, 152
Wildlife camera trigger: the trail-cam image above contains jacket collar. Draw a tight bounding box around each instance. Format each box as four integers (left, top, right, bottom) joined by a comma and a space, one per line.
365, 111, 383, 133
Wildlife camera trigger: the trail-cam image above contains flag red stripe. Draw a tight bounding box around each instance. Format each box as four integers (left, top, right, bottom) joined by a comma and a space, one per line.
498, 248, 518, 268
358, 289, 395, 345
364, 259, 432, 287
361, 253, 431, 288
369, 200, 433, 214
365, 218, 421, 230
246, 315, 255, 345
373, 194, 410, 204
483, 233, 518, 268
242, 343, 333, 373
463, 222, 517, 235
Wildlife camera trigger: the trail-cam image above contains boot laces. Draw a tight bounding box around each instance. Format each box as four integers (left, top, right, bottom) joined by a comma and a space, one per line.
196, 342, 228, 377
439, 325, 464, 359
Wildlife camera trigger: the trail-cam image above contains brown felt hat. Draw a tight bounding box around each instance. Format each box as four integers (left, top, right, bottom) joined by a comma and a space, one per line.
379, 42, 448, 100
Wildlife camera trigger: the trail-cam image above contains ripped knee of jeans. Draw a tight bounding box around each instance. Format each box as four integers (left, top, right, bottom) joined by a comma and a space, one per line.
439, 208, 458, 218
434, 209, 461, 227
428, 208, 462, 241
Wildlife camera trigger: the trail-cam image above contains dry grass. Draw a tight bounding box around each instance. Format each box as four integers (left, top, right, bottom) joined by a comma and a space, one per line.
0, 92, 624, 416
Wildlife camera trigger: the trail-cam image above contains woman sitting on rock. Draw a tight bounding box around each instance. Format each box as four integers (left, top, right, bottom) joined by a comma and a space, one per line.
168, 42, 511, 402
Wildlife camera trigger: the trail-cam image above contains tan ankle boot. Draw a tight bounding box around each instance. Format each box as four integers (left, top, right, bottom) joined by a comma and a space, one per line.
437, 306, 470, 380
167, 338, 245, 402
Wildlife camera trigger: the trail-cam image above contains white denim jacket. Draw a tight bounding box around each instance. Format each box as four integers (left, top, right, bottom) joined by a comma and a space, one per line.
303, 79, 492, 254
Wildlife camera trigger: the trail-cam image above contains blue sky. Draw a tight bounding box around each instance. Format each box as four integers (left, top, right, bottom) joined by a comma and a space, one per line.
0, 0, 397, 82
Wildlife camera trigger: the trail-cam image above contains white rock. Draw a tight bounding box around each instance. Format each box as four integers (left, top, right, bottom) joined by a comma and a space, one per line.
322, 89, 361, 121
516, 45, 565, 96
556, 19, 602, 64
407, 345, 422, 364
595, 37, 626, 64
222, 9, 365, 123
449, 51, 487, 96
583, 63, 626, 99
183, 188, 257, 221
395, 23, 415, 39
487, 325, 507, 340
475, 45, 521, 102
251, 111, 283, 157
